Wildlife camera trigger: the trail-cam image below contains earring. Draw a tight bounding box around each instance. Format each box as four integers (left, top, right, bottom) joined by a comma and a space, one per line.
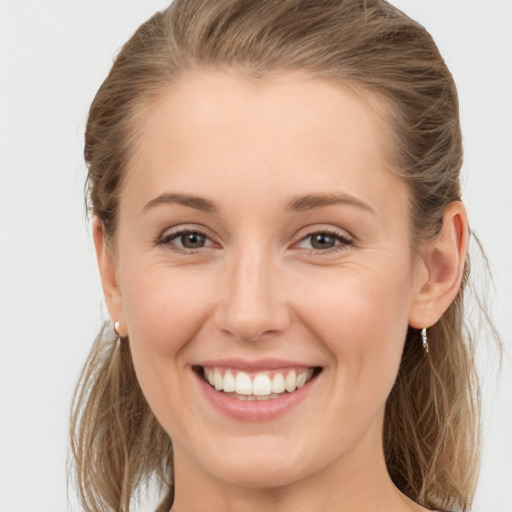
421, 327, 429, 354
113, 321, 125, 342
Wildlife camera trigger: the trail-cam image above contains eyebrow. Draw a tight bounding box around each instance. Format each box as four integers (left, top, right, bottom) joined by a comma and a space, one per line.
144, 193, 217, 213
143, 191, 375, 215
286, 193, 375, 214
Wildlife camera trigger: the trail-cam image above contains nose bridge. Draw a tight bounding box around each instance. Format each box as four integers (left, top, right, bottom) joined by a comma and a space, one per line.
215, 241, 288, 342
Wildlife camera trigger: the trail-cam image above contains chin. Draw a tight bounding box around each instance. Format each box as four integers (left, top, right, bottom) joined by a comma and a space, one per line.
208, 458, 307, 490
192, 436, 323, 490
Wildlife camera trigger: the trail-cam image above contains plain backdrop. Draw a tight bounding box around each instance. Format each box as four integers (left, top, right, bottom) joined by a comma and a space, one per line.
0, 1, 511, 511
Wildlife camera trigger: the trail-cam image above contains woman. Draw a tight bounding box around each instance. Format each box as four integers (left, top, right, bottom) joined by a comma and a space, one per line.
70, 1, 488, 511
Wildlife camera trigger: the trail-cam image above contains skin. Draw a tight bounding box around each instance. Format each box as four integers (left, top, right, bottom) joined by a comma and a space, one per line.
94, 70, 468, 512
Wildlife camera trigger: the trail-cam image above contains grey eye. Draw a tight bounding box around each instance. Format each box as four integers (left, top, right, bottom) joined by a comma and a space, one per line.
296, 230, 352, 253
309, 233, 337, 250
180, 232, 207, 249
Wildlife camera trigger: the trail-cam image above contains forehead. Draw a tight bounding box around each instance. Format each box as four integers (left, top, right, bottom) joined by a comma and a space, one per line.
136, 69, 392, 157
123, 70, 406, 219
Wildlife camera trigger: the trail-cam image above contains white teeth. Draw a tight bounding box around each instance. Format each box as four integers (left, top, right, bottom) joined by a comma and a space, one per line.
202, 367, 317, 398
285, 370, 297, 392
235, 371, 253, 395
214, 369, 223, 391
296, 371, 307, 388
253, 374, 272, 396
271, 373, 286, 394
223, 371, 235, 392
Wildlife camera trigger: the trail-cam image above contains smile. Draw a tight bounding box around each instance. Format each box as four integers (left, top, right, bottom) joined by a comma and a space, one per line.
198, 366, 321, 401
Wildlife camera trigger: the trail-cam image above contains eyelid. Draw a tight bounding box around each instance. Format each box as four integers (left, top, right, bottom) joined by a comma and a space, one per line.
295, 224, 353, 242
156, 224, 219, 252
155, 223, 354, 255
293, 226, 354, 254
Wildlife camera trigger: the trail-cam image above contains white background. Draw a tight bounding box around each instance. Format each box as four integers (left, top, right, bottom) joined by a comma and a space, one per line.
0, 1, 511, 511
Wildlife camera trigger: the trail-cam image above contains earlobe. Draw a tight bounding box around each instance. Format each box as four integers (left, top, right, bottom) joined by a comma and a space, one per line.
92, 216, 126, 333
409, 201, 469, 329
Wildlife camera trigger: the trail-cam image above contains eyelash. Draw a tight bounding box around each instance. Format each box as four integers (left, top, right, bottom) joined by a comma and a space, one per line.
156, 228, 353, 255
157, 229, 213, 254
297, 229, 353, 254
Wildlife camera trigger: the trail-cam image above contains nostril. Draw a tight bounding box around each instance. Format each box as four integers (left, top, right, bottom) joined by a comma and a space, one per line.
213, 281, 291, 343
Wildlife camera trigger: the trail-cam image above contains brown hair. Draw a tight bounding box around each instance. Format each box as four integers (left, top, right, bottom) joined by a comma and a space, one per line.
71, 1, 490, 510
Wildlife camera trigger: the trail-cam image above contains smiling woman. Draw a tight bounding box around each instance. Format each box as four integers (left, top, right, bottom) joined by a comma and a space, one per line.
69, 1, 496, 512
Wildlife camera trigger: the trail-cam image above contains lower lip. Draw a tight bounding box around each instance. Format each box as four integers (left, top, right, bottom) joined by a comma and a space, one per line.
194, 369, 320, 422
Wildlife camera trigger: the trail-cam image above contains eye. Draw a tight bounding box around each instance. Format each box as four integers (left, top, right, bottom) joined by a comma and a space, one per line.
308, 233, 338, 250
297, 230, 352, 252
158, 229, 213, 252
178, 231, 207, 249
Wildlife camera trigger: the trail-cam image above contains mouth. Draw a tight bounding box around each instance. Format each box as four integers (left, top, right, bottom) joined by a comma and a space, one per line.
193, 365, 323, 401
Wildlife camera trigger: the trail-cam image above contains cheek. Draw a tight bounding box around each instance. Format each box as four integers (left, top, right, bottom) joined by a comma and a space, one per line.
289, 263, 413, 458
122, 263, 212, 352
294, 260, 413, 383
118, 262, 214, 414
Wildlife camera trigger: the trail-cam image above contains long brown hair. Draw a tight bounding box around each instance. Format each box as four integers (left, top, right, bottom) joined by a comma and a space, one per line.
71, 1, 492, 510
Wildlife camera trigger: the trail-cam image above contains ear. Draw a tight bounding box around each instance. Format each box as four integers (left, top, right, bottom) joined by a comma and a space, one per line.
409, 201, 469, 329
92, 216, 127, 337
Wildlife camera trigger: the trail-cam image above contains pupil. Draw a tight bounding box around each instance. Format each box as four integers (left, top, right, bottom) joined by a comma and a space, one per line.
182, 233, 205, 248
311, 234, 335, 249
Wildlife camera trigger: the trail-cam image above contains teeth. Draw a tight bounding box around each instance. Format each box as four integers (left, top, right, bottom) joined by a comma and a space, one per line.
271, 373, 286, 393
285, 370, 297, 392
296, 371, 307, 388
202, 367, 317, 398
223, 371, 235, 392
253, 374, 272, 396
229, 392, 283, 401
235, 372, 253, 395
214, 370, 223, 391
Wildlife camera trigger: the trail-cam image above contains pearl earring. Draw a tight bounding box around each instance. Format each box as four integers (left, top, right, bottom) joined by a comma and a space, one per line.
113, 321, 126, 341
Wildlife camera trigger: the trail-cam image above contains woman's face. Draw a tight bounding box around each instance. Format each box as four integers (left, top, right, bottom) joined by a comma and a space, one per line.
107, 71, 428, 489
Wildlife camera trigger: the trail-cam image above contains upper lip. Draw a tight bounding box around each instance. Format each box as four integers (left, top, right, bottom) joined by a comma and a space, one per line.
195, 358, 321, 372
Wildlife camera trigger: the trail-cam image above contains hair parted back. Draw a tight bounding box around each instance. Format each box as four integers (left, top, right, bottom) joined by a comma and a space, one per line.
71, 1, 483, 511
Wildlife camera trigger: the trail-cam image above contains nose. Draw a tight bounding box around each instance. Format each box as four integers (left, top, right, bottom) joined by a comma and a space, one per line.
213, 247, 291, 343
